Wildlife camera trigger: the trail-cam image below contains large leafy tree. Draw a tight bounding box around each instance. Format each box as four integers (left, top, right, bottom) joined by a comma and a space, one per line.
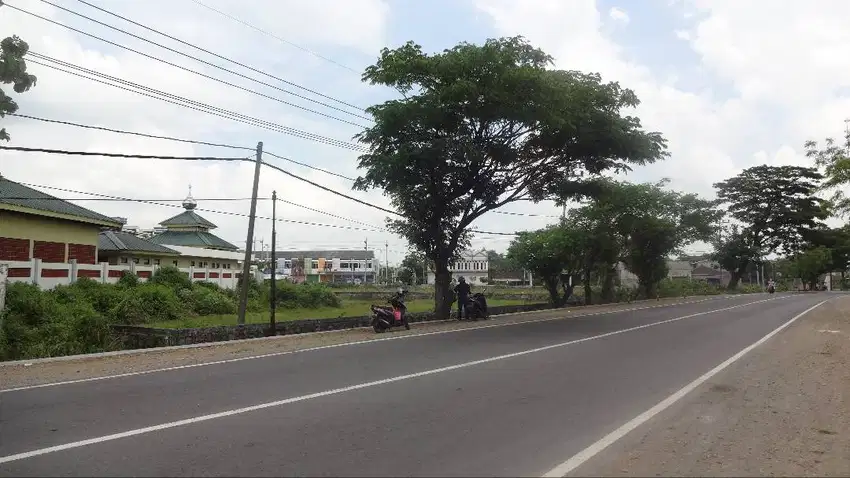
353, 36, 668, 318
805, 124, 850, 215
0, 35, 38, 142
789, 246, 833, 290
397, 250, 427, 285
564, 178, 721, 300
506, 224, 586, 305
713, 165, 830, 288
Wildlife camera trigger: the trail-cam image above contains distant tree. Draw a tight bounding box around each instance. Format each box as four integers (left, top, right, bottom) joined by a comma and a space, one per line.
789, 246, 833, 290
506, 224, 587, 305
397, 251, 426, 285
805, 125, 850, 215
353, 36, 668, 318
563, 178, 721, 300
713, 165, 830, 288
0, 35, 38, 141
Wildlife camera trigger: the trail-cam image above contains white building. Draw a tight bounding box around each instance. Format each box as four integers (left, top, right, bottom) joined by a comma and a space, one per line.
426, 249, 489, 285
255, 249, 380, 284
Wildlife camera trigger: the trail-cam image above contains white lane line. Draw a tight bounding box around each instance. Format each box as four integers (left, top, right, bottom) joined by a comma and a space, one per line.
0, 294, 769, 393
0, 296, 784, 465
541, 298, 830, 478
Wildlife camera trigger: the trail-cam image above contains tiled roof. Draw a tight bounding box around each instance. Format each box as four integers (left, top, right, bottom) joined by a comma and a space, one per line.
0, 177, 122, 226
257, 250, 376, 260
148, 230, 238, 251
99, 230, 180, 255
158, 210, 217, 229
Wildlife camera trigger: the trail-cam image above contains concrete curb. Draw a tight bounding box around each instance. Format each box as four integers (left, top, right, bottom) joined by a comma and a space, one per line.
0, 292, 761, 367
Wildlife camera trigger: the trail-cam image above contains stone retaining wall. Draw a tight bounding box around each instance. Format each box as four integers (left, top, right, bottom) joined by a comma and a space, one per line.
111, 302, 554, 350
332, 291, 547, 301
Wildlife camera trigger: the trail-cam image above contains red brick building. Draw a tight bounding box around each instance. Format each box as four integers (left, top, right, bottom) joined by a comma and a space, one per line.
0, 176, 122, 271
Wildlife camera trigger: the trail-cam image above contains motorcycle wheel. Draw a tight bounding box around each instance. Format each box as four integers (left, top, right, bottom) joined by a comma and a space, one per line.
373, 323, 383, 333
404, 317, 410, 330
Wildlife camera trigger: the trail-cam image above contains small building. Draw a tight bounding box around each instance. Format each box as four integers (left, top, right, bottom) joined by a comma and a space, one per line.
0, 176, 122, 265
691, 264, 730, 286
146, 189, 242, 271
264, 249, 378, 284
98, 230, 181, 267
426, 249, 489, 285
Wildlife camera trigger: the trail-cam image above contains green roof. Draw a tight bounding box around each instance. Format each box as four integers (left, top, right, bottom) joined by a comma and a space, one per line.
99, 231, 180, 255
158, 210, 217, 229
148, 230, 238, 251
0, 177, 122, 226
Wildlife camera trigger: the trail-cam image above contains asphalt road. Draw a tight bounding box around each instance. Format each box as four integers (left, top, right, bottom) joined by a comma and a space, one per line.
0, 293, 830, 477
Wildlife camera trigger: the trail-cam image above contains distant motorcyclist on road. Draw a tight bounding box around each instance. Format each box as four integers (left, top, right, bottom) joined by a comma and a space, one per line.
454, 276, 471, 319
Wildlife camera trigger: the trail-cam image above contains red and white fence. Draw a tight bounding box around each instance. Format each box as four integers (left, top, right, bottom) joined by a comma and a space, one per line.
0, 259, 241, 290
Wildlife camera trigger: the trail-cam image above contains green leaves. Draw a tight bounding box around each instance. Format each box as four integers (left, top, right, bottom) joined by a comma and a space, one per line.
0, 35, 38, 142
713, 165, 828, 255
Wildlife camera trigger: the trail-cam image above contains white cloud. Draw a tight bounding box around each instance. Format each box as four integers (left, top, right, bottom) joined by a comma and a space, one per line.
608, 7, 630, 24
473, 0, 850, 229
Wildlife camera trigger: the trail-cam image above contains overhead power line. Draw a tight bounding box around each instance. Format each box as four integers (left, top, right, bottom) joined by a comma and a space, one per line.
27, 54, 367, 152
70, 0, 367, 113
7, 113, 255, 151
188, 0, 360, 75
0, 145, 249, 161
8, 0, 370, 126
8, 114, 358, 180
17, 182, 386, 233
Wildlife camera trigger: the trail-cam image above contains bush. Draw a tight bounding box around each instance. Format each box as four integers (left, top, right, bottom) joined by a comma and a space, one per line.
149, 266, 192, 293
0, 282, 118, 361
117, 271, 139, 288
270, 281, 340, 309
110, 284, 183, 325
186, 286, 237, 315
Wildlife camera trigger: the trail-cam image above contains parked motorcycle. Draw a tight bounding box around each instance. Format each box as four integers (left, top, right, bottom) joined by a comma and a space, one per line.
370, 289, 410, 333
768, 284, 776, 294
461, 290, 490, 321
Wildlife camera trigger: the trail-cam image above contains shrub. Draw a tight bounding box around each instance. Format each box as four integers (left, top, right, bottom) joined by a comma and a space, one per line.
187, 286, 237, 315
110, 284, 183, 325
270, 281, 340, 309
149, 266, 192, 293
117, 271, 140, 288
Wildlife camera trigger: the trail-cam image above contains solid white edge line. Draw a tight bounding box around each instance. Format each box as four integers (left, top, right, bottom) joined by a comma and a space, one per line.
0, 295, 784, 465
541, 297, 831, 478
0, 294, 771, 393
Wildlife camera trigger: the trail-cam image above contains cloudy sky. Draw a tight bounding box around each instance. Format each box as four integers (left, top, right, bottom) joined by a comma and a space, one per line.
2, 0, 849, 265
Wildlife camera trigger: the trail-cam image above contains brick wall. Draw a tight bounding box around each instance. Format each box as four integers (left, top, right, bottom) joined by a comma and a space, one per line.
33, 241, 66, 263
68, 243, 96, 264
0, 237, 30, 261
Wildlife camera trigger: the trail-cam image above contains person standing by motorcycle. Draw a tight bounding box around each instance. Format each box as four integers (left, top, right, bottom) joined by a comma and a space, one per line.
454, 276, 471, 320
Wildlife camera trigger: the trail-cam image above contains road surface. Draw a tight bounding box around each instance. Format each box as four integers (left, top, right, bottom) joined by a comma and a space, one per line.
0, 293, 831, 477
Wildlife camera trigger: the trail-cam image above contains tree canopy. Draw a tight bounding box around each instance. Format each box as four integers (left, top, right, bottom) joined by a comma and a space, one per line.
805, 125, 850, 215
354, 36, 669, 317
0, 35, 37, 142
506, 224, 587, 305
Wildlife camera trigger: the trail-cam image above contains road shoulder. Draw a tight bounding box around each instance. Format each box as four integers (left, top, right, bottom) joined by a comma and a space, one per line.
569, 294, 850, 477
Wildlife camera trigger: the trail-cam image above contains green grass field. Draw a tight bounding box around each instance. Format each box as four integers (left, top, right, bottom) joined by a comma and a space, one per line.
149, 298, 533, 329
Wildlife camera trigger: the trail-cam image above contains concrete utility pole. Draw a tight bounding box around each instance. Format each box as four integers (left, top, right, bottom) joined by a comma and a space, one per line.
237, 141, 263, 326
363, 239, 368, 284
269, 190, 277, 336
385, 242, 389, 284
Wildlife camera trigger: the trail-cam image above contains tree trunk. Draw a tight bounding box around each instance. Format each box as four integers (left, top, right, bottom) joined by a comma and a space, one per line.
600, 264, 617, 304
543, 276, 561, 306
433, 260, 453, 319
727, 266, 746, 290
561, 283, 575, 306
583, 269, 593, 305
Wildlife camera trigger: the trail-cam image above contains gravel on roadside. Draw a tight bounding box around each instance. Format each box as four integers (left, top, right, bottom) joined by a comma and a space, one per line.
0, 294, 742, 390
570, 294, 850, 478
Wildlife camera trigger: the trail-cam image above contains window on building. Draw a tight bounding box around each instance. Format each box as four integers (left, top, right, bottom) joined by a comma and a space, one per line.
143, 258, 150, 265
191, 261, 196, 267
340, 262, 349, 269
120, 257, 128, 264
284, 261, 291, 269
311, 261, 319, 269
133, 258, 140, 264
367, 261, 372, 269
154, 259, 160, 265
173, 260, 178, 267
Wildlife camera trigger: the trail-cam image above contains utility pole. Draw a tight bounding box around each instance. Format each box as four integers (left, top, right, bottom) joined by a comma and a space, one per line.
385, 242, 389, 284
268, 190, 277, 336
237, 141, 263, 325
363, 239, 368, 285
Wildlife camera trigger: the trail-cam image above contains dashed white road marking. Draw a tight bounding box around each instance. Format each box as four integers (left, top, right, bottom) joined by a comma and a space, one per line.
0, 295, 784, 465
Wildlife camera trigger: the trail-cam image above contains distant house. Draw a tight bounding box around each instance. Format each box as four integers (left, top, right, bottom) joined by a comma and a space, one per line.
691, 264, 730, 286
98, 230, 181, 267
0, 176, 122, 265
426, 249, 489, 285
255, 249, 378, 284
